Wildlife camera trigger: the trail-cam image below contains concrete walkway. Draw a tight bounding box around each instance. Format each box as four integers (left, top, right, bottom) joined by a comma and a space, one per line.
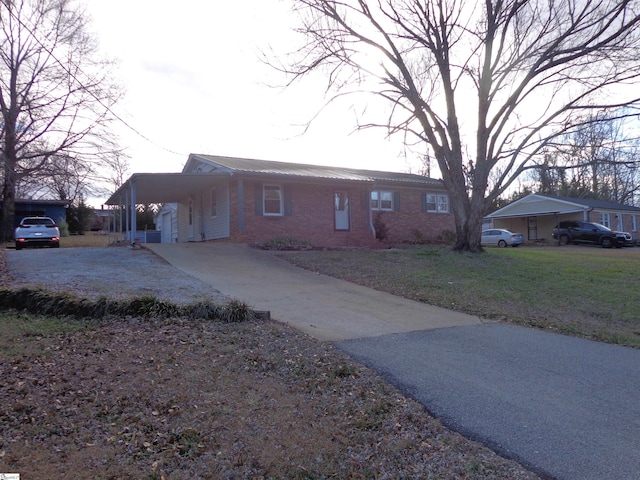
147, 242, 640, 480
146, 242, 481, 341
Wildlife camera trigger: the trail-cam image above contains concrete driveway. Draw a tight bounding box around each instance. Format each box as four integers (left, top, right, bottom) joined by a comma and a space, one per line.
146, 242, 481, 341
147, 242, 640, 480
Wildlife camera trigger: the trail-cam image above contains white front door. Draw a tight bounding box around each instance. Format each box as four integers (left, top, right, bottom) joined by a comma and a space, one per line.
335, 191, 350, 230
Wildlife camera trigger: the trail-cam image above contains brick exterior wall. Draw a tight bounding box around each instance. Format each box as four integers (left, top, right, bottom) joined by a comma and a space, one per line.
372, 190, 456, 244
224, 180, 454, 248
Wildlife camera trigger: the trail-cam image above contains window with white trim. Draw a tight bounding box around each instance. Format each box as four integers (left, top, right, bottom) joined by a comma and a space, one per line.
263, 184, 283, 216
600, 212, 611, 228
371, 190, 393, 211
632, 215, 637, 232
210, 187, 217, 217
425, 193, 450, 213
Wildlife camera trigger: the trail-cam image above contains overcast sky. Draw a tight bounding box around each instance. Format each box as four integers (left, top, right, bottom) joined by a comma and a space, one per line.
88, 0, 421, 180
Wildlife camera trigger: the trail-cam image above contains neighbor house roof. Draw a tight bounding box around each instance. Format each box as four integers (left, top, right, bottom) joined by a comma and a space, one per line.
106, 154, 444, 205
487, 193, 640, 218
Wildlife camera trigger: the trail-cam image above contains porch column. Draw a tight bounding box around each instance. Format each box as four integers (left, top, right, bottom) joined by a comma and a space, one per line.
130, 179, 137, 244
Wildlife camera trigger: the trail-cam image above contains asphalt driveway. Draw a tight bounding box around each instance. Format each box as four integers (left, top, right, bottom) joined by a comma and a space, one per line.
145, 243, 640, 480
337, 324, 640, 480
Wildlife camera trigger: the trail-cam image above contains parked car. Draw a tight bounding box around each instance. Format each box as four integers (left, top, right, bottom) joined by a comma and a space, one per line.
14, 216, 60, 250
481, 229, 524, 248
552, 220, 633, 248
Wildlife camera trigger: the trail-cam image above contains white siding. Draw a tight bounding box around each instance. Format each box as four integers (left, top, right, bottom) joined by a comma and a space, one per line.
202, 183, 230, 240
176, 181, 230, 242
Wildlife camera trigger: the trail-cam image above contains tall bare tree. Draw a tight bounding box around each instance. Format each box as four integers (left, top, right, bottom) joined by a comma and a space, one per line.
0, 0, 120, 241
17, 147, 129, 203
282, 0, 640, 251
531, 112, 640, 204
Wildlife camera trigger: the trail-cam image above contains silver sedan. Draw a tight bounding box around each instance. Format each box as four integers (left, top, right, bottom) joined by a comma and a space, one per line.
481, 229, 525, 248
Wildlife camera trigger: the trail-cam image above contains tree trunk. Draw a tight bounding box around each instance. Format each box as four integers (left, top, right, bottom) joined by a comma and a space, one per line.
451, 199, 485, 253
437, 151, 485, 253
0, 158, 17, 243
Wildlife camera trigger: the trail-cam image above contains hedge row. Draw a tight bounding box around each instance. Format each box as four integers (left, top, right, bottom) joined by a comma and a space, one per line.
0, 288, 253, 323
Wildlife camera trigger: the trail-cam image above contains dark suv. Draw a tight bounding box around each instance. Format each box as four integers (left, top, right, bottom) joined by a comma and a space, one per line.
552, 221, 633, 248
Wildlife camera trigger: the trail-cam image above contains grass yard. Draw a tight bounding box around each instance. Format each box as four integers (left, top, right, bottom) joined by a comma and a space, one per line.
278, 245, 640, 348
60, 232, 113, 248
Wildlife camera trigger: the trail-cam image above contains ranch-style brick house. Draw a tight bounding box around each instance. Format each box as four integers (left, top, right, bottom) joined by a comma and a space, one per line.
106, 154, 455, 247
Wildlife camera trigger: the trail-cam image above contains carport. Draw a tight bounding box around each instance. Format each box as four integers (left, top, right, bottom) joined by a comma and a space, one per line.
486, 194, 591, 242
105, 172, 223, 243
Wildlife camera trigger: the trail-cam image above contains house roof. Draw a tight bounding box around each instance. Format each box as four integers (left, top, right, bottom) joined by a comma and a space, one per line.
106, 154, 444, 205
487, 193, 640, 218
12, 199, 69, 206
186, 154, 443, 186
549, 196, 640, 212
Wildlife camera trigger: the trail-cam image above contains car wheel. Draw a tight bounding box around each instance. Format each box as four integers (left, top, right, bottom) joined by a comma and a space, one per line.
559, 234, 570, 246
601, 237, 613, 248
498, 240, 507, 248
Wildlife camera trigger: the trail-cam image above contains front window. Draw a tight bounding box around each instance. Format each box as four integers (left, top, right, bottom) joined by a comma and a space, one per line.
633, 215, 637, 232
426, 193, 449, 213
263, 185, 283, 216
371, 190, 393, 211
600, 213, 611, 228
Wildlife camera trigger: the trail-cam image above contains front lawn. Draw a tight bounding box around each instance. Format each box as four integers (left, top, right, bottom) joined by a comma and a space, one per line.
278, 246, 640, 347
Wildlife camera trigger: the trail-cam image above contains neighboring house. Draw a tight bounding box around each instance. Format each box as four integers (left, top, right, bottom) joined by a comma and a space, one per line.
1, 199, 69, 228
90, 208, 111, 231
486, 194, 640, 242
106, 154, 455, 247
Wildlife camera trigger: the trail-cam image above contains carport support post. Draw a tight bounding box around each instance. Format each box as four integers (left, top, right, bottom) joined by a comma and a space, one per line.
130, 180, 137, 245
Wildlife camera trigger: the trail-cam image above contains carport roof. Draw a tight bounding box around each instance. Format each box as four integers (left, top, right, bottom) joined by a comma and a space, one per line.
105, 172, 224, 205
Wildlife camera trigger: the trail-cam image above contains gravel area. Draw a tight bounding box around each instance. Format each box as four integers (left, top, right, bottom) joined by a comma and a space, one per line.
4, 245, 230, 304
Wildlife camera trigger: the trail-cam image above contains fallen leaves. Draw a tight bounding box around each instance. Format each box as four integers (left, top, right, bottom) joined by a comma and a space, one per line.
0, 316, 539, 479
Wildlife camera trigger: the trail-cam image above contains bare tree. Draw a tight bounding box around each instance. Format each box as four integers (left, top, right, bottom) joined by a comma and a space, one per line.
528, 112, 640, 203
282, 0, 640, 251
17, 146, 129, 203
0, 0, 120, 241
